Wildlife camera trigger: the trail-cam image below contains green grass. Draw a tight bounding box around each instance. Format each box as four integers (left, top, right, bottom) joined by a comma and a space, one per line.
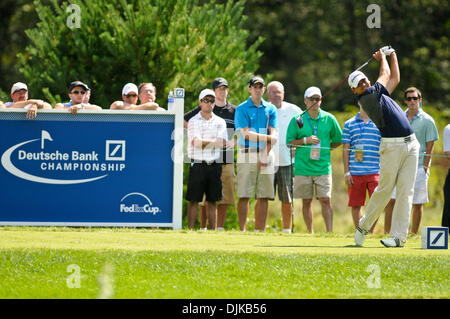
0, 227, 448, 299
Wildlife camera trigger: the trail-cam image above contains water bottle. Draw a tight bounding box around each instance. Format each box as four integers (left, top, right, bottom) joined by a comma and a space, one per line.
168, 91, 174, 112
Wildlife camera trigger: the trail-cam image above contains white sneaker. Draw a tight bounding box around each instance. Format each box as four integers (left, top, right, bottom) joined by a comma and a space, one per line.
355, 226, 369, 247
380, 237, 404, 247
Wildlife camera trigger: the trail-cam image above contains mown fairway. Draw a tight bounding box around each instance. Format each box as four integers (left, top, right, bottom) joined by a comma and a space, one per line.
0, 227, 448, 299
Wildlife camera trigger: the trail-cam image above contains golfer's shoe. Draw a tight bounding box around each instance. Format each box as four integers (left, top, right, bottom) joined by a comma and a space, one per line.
354, 226, 369, 247
380, 237, 405, 248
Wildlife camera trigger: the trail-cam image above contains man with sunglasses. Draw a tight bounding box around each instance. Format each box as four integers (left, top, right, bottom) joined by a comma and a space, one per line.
110, 83, 140, 110
384, 87, 438, 234
137, 82, 165, 111
186, 89, 228, 230
183, 77, 236, 231
349, 47, 420, 248
286, 87, 342, 233
55, 81, 101, 114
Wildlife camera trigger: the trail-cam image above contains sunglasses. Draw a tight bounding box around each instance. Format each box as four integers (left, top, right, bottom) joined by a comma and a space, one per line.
126, 94, 138, 98
405, 96, 419, 101
309, 97, 321, 102
71, 90, 86, 95
202, 98, 215, 104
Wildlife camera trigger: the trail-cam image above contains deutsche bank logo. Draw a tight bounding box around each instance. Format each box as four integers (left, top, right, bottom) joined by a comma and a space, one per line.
106, 140, 125, 161
424, 227, 448, 249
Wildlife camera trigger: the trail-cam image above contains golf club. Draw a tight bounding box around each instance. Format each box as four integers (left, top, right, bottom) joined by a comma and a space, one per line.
296, 55, 376, 129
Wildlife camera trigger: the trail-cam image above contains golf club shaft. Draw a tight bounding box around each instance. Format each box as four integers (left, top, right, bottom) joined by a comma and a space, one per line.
301, 56, 375, 115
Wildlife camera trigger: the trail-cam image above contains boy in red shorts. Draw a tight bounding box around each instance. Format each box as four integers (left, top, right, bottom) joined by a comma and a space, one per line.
342, 103, 381, 230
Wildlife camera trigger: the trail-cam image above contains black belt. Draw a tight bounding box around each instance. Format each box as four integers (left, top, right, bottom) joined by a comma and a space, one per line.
191, 160, 219, 165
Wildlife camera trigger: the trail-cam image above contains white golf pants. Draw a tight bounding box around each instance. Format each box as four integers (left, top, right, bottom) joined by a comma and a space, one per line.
359, 134, 420, 242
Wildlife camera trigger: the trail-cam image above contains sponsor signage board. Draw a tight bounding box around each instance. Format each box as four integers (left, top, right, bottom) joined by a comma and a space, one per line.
0, 105, 184, 229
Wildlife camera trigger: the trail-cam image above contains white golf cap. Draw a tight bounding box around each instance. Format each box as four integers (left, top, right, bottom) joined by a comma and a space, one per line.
304, 86, 322, 98
198, 89, 216, 101
348, 71, 368, 88
122, 83, 138, 95
11, 82, 28, 94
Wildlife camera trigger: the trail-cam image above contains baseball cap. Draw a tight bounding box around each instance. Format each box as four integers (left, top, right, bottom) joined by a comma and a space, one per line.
198, 89, 216, 101
348, 71, 368, 88
212, 77, 228, 89
122, 83, 138, 95
304, 86, 322, 98
11, 82, 28, 94
248, 76, 265, 87
68, 81, 89, 92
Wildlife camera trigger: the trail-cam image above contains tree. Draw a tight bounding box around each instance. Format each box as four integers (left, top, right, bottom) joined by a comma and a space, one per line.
18, 0, 264, 109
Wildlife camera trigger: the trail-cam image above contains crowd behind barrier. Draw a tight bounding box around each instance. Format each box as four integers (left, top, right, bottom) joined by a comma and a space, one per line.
1, 49, 449, 243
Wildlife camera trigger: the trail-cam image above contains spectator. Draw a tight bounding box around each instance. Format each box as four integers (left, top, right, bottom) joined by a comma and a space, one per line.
442, 124, 450, 228
0, 101, 4, 108
184, 77, 236, 231
342, 102, 381, 230
266, 81, 302, 233
5, 82, 52, 119
186, 89, 228, 230
82, 88, 91, 104
384, 87, 439, 234
349, 46, 420, 248
110, 83, 140, 110
138, 82, 165, 111
235, 76, 278, 232
55, 81, 101, 114
286, 86, 342, 233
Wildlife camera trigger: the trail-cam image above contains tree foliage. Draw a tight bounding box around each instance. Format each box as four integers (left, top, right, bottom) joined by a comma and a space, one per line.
17, 0, 264, 109
244, 0, 449, 112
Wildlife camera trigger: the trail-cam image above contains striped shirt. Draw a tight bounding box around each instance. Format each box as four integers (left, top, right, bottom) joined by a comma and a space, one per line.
187, 112, 228, 162
342, 113, 381, 175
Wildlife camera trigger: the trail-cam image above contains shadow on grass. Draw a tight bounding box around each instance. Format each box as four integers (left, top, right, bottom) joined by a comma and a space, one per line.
256, 244, 385, 249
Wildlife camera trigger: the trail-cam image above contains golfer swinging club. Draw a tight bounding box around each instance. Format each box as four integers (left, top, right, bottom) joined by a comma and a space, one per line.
350, 46, 419, 247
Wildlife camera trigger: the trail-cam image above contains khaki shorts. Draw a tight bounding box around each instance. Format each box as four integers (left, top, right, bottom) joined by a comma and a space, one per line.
236, 151, 274, 199
293, 175, 332, 199
199, 163, 236, 206
391, 167, 429, 204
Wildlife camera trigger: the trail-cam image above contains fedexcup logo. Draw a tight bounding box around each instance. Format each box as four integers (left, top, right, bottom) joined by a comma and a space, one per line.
1, 130, 125, 184
120, 192, 161, 215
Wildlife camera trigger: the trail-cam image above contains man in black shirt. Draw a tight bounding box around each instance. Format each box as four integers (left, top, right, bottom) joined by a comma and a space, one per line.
184, 78, 236, 230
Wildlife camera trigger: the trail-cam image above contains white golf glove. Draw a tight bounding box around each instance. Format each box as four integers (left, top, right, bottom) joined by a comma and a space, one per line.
380, 45, 395, 56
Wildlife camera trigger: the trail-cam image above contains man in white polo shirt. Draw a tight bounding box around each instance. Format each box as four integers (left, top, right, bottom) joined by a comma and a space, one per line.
186, 89, 228, 230
267, 81, 301, 233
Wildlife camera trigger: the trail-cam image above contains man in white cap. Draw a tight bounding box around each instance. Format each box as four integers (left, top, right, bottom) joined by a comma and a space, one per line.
286, 86, 342, 233
349, 46, 420, 248
4, 82, 52, 119
110, 83, 139, 109
185, 89, 228, 230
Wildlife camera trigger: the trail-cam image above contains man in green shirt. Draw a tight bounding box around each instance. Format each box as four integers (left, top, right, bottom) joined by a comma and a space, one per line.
286, 87, 342, 232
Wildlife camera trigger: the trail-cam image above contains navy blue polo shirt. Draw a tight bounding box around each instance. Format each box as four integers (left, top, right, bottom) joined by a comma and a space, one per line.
358, 82, 413, 138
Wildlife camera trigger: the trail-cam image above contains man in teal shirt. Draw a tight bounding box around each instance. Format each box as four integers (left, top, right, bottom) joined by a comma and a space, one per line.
286, 86, 342, 232
385, 87, 439, 234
